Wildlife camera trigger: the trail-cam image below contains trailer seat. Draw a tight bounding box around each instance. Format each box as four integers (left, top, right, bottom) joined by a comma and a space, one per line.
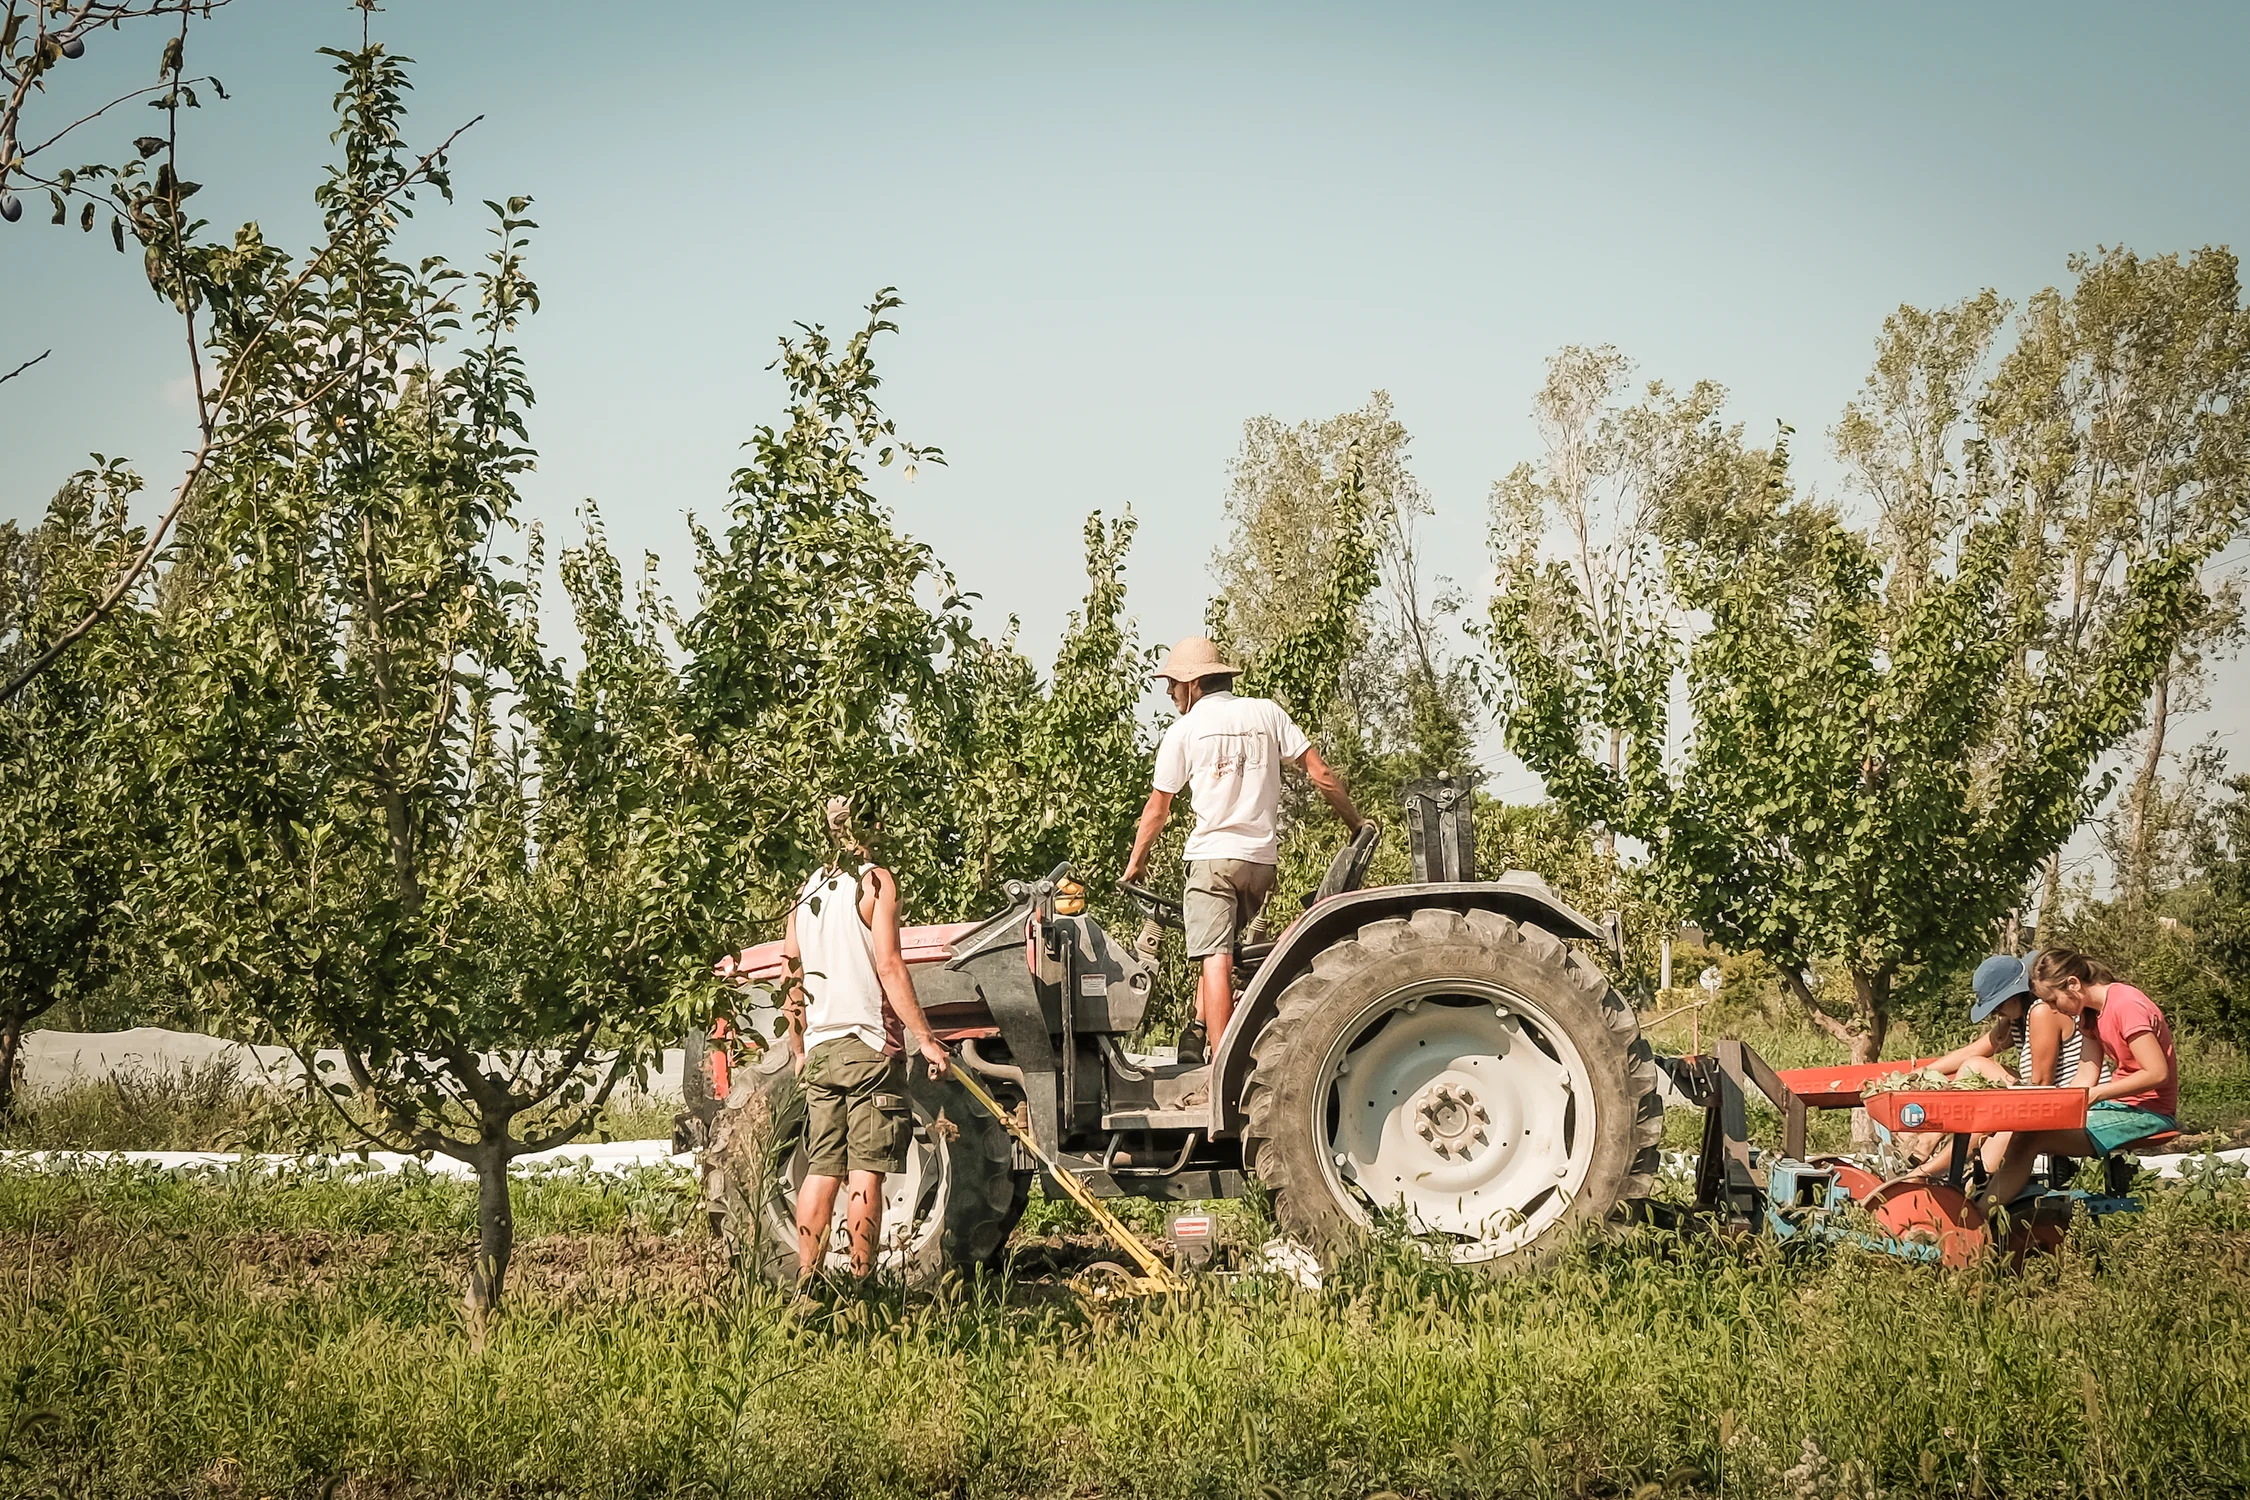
2101, 1131, 2182, 1197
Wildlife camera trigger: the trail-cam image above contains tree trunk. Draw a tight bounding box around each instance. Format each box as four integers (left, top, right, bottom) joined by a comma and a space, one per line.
1599, 729, 1621, 860
1848, 971, 1890, 1144
2123, 657, 2172, 910
0, 1001, 26, 1119
466, 1142, 514, 1312
2038, 852, 2063, 941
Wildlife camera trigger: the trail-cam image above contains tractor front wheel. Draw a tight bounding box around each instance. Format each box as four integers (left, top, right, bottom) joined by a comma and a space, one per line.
1241, 906, 1663, 1272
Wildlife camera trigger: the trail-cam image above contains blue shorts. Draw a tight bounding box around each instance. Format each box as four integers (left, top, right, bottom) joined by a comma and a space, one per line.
2083, 1102, 2179, 1157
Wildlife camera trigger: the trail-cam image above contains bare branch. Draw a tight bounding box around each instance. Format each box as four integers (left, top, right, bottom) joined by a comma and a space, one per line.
434, 1038, 514, 1116
0, 348, 48, 387
1779, 966, 1856, 1047
513, 1050, 641, 1157
319, 1040, 458, 1157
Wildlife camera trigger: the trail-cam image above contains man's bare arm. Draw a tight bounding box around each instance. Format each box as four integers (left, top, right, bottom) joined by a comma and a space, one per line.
1298, 745, 1365, 831
1122, 788, 1173, 883
866, 867, 951, 1079
779, 904, 806, 1070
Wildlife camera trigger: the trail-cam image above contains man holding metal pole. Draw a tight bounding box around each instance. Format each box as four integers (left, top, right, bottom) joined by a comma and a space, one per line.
780, 798, 951, 1300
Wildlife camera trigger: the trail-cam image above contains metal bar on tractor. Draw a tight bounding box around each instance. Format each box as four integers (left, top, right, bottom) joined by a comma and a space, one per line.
1736, 1043, 1807, 1163
1712, 1040, 1760, 1230
1945, 1134, 1970, 1192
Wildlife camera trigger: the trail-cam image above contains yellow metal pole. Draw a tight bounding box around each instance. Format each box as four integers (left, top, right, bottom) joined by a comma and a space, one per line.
948, 1061, 1187, 1292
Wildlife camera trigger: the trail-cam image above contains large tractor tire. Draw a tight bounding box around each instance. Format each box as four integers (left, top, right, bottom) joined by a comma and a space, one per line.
699, 1041, 1030, 1288
1241, 907, 1663, 1273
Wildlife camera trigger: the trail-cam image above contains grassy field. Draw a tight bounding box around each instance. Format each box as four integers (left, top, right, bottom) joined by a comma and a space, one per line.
2, 1160, 2249, 1498
5, 1025, 2249, 1497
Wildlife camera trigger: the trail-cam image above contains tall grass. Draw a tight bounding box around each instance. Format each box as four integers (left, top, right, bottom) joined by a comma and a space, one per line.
2, 1163, 2246, 1497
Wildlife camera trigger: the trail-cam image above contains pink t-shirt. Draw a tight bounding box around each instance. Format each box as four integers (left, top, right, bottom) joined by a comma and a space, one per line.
2081, 983, 2177, 1117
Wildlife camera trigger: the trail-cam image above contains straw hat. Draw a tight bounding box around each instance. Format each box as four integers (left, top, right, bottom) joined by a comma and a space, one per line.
1151, 635, 1240, 683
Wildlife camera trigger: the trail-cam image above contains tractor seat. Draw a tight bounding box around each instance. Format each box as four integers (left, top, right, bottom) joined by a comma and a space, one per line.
1301, 820, 1383, 911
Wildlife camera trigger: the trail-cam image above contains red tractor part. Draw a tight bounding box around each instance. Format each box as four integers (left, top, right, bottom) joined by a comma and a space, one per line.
1858, 1176, 1987, 1266
1683, 1046, 2105, 1265
1863, 1086, 2088, 1136
1772, 1058, 1940, 1109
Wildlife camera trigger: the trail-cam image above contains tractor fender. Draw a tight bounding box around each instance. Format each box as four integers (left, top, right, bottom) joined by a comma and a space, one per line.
1208, 879, 1607, 1139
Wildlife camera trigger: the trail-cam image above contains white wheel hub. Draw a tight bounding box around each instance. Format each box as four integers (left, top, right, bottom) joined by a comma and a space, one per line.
1320, 983, 1595, 1259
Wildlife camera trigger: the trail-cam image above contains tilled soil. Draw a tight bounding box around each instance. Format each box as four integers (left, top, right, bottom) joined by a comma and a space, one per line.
3, 1223, 1140, 1305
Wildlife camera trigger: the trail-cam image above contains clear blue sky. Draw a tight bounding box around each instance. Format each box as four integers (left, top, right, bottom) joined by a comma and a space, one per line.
6, 0, 2247, 827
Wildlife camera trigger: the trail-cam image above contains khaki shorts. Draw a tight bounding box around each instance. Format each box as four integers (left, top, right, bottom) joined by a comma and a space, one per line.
801, 1037, 912, 1177
1183, 859, 1278, 959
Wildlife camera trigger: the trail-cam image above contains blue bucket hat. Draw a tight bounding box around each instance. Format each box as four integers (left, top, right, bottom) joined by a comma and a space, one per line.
1970, 954, 2031, 1022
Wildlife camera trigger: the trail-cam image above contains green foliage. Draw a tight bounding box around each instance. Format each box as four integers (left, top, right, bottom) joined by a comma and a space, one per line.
1492, 260, 2234, 1060
0, 469, 153, 1111
1657, 509, 2190, 1054
1214, 396, 1478, 794
0, 1059, 354, 1154
2045, 772, 2250, 1051
0, 1060, 688, 1155
1226, 444, 1379, 729
126, 44, 713, 1305
1983, 249, 2250, 913
670, 298, 1156, 927
2190, 773, 2250, 1043
681, 289, 970, 929
914, 511, 1150, 915
1205, 448, 1387, 922
0, 1156, 702, 1243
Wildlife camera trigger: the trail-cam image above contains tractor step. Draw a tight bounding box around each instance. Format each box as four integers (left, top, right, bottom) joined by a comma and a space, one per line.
1100, 1108, 1207, 1130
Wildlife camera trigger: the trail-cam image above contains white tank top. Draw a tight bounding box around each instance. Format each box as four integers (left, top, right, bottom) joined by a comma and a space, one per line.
795, 866, 892, 1056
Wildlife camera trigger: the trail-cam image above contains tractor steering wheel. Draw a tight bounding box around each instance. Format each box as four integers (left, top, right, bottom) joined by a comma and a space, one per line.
1116, 878, 1185, 932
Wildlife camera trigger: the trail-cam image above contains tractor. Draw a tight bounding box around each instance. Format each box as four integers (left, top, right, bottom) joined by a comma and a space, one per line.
679, 780, 1667, 1285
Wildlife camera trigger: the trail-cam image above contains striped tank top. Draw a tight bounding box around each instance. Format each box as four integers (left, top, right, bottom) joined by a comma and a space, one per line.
2010, 1003, 2099, 1085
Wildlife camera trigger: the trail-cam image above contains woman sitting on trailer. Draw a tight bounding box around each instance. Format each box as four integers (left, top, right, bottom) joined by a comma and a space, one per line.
1974, 949, 2181, 1225
1895, 953, 2078, 1181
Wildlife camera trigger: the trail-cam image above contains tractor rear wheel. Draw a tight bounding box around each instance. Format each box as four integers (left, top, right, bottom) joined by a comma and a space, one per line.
1241, 906, 1663, 1272
700, 1043, 1030, 1289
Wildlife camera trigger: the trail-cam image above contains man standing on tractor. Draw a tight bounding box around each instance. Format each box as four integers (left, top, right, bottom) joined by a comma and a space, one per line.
781, 797, 952, 1301
1121, 635, 1365, 1061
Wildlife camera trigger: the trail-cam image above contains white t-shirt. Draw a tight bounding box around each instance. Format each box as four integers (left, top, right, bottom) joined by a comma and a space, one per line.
1152, 691, 1311, 864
